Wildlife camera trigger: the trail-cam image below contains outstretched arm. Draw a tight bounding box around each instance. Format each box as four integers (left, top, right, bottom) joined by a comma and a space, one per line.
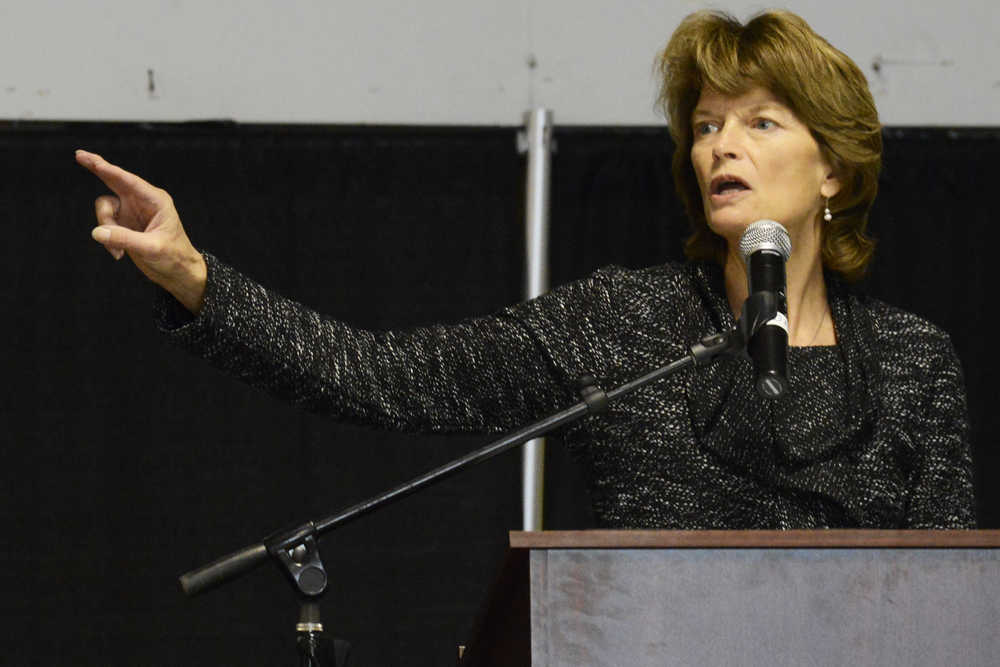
76, 150, 207, 314
157, 253, 578, 433
76, 150, 602, 434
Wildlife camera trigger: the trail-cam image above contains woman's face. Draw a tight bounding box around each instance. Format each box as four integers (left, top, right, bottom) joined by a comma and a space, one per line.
690, 87, 839, 246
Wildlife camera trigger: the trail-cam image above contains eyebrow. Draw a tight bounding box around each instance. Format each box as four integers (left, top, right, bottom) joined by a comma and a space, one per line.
691, 103, 786, 120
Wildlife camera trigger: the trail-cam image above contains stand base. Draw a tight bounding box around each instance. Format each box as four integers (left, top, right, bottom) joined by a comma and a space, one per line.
297, 602, 352, 667
296, 631, 352, 667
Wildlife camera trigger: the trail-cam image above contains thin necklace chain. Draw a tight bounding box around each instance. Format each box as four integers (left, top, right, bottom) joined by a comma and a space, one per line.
806, 302, 830, 346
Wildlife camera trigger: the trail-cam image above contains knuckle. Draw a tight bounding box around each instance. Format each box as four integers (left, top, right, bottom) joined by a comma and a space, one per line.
94, 197, 113, 221
148, 237, 166, 257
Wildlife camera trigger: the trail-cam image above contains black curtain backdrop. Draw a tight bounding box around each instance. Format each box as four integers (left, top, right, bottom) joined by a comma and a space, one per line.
1, 122, 997, 665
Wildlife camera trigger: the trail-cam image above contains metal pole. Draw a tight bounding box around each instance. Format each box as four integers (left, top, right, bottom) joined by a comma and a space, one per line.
517, 108, 554, 531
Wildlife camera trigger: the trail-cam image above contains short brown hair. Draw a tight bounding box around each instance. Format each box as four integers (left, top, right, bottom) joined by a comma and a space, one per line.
655, 10, 881, 281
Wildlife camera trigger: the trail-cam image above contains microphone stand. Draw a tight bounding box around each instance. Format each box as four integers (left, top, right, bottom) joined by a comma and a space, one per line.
177, 292, 778, 666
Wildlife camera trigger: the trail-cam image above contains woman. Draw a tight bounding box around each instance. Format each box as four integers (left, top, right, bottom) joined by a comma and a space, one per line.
76, 10, 975, 528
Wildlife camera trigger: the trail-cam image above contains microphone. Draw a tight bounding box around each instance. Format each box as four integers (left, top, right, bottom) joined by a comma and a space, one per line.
738, 220, 791, 399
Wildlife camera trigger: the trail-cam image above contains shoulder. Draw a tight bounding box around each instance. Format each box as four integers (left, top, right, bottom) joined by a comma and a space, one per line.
838, 288, 964, 391
510, 261, 692, 324
850, 292, 958, 361
591, 260, 703, 287
553, 261, 720, 330
507, 260, 714, 382
587, 261, 714, 308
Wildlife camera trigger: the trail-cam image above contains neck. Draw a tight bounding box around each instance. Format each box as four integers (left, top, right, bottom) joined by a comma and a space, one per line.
722, 222, 835, 347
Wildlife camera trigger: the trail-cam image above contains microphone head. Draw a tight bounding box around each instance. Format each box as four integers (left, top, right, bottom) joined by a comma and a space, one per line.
739, 220, 792, 263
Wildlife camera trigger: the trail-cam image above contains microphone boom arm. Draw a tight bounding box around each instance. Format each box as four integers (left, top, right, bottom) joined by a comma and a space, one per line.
178, 292, 777, 599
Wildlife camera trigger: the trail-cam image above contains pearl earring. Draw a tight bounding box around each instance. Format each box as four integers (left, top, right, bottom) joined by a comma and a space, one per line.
823, 198, 833, 222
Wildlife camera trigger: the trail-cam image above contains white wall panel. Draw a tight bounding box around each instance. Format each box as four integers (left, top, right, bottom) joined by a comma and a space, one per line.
1, 0, 996, 125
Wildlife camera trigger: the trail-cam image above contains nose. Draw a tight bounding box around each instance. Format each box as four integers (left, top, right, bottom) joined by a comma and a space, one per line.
712, 124, 745, 161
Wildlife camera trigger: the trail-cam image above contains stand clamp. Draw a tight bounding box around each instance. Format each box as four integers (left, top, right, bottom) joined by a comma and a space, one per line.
265, 522, 328, 598
577, 374, 609, 414
688, 291, 779, 365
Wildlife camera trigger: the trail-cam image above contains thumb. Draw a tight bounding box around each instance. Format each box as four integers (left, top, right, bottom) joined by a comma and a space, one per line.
91, 224, 161, 258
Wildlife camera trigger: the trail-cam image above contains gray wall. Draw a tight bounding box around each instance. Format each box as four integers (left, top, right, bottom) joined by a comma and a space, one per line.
2, 0, 997, 125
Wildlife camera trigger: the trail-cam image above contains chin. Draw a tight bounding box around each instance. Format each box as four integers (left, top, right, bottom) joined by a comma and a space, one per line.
705, 215, 750, 244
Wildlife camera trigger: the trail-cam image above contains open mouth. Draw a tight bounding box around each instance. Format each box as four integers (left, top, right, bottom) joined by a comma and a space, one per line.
710, 175, 751, 195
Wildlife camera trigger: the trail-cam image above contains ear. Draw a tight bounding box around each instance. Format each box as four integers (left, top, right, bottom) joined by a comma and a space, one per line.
820, 169, 842, 199
818, 150, 843, 199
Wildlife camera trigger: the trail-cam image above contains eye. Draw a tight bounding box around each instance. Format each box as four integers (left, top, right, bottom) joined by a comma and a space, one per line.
753, 118, 776, 130
695, 121, 719, 136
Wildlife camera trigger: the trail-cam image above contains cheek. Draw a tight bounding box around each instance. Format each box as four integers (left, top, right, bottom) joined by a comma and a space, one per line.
786, 143, 828, 187
690, 147, 710, 193
763, 152, 818, 199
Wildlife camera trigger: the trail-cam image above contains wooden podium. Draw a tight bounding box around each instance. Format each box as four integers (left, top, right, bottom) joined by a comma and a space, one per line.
461, 530, 1000, 666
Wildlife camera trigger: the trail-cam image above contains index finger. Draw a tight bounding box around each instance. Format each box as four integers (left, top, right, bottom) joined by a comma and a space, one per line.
75, 149, 162, 201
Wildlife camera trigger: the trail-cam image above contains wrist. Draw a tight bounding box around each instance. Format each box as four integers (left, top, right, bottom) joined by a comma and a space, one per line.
166, 250, 208, 315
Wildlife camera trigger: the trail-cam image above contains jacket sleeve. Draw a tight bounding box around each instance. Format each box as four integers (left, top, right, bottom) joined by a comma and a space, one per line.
154, 252, 588, 434
902, 333, 977, 528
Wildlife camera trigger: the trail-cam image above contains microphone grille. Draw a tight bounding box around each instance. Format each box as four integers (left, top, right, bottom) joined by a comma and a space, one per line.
739, 220, 791, 262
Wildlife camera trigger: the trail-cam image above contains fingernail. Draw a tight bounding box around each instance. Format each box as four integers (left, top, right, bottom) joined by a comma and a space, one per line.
114, 249, 125, 260
92, 227, 111, 243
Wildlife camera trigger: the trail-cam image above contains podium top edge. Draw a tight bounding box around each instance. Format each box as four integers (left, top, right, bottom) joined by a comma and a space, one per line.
509, 529, 1000, 549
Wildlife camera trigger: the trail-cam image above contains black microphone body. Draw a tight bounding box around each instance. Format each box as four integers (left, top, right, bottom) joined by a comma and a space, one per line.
739, 220, 791, 399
